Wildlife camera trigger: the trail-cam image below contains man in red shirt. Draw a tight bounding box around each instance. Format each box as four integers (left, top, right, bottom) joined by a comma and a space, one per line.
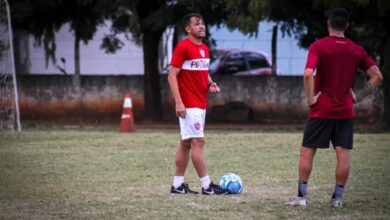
168, 13, 227, 195
289, 8, 383, 208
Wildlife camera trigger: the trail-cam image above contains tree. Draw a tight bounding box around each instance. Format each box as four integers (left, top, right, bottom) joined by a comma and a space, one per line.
108, 0, 182, 121
11, 0, 66, 67
11, 0, 128, 76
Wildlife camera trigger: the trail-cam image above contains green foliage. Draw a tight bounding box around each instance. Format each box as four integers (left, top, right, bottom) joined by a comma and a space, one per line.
224, 0, 267, 36
10, 0, 390, 66
11, 0, 66, 65
10, 0, 132, 66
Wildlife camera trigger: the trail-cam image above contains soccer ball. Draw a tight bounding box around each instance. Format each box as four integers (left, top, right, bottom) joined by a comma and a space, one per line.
219, 173, 243, 194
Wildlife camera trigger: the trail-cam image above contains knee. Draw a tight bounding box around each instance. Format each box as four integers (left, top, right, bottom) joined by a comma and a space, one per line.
180, 140, 191, 150
191, 138, 205, 148
335, 147, 350, 160
300, 147, 316, 158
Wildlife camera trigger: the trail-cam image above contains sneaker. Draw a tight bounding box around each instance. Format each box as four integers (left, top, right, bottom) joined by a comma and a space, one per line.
170, 183, 198, 194
330, 197, 342, 208
202, 182, 229, 195
288, 197, 307, 207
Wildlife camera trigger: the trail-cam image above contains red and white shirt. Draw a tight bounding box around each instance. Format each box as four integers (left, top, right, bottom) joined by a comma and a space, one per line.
170, 38, 210, 109
305, 36, 376, 119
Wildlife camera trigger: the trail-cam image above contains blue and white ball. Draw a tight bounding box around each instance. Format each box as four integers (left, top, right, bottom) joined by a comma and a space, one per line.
219, 173, 243, 194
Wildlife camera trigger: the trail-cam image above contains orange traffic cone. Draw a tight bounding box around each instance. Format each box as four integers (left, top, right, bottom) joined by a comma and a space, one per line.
120, 92, 135, 132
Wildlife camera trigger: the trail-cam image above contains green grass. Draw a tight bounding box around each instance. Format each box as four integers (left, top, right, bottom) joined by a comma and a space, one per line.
0, 129, 389, 219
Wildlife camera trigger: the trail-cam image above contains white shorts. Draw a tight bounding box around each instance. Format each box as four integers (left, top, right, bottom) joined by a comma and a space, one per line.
179, 108, 206, 140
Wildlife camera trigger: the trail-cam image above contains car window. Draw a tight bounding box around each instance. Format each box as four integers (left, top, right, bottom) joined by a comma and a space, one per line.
209, 57, 221, 72
224, 53, 246, 75
245, 53, 270, 69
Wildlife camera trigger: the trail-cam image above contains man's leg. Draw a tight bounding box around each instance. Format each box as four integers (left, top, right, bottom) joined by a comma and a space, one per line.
330, 118, 353, 206
299, 147, 317, 183
190, 138, 207, 176
171, 139, 196, 194
171, 140, 198, 194
298, 147, 317, 198
331, 146, 350, 204
335, 146, 350, 185
190, 137, 228, 195
289, 146, 317, 206
175, 139, 191, 177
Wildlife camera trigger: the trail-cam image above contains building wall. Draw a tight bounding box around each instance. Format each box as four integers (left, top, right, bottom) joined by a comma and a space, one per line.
17, 75, 383, 124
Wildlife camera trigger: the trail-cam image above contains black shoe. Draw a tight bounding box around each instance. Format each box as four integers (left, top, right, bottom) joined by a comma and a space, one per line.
170, 183, 199, 194
202, 182, 229, 195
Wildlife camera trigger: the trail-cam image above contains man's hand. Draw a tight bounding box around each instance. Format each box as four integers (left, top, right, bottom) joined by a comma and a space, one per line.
350, 88, 357, 103
352, 83, 375, 103
175, 102, 186, 118
308, 91, 321, 107
352, 65, 383, 103
209, 82, 220, 93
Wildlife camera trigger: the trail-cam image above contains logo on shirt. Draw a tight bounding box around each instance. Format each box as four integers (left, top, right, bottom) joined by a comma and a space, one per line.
181, 58, 210, 71
194, 122, 201, 130
199, 49, 205, 58
190, 60, 209, 69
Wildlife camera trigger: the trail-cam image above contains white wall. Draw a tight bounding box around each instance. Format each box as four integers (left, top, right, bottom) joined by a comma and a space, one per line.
27, 23, 144, 75
23, 21, 307, 75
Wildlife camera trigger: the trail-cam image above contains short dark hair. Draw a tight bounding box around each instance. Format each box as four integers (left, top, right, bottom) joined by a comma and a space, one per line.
182, 13, 203, 29
328, 8, 349, 31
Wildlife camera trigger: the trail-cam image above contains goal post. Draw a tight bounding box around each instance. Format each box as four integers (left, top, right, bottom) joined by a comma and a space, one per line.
0, 0, 21, 132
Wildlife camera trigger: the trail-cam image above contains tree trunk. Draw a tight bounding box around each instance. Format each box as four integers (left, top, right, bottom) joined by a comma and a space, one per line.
172, 23, 181, 52
271, 25, 278, 75
142, 30, 163, 121
13, 29, 30, 74
74, 32, 81, 76
383, 36, 390, 129
73, 32, 81, 98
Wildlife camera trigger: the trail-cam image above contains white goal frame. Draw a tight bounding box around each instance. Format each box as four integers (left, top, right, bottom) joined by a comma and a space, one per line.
0, 0, 21, 131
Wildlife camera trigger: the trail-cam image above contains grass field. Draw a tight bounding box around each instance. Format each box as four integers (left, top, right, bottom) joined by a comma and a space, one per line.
1, 128, 389, 219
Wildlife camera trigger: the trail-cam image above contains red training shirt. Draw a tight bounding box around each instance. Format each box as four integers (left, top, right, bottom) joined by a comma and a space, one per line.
170, 38, 210, 109
305, 36, 376, 119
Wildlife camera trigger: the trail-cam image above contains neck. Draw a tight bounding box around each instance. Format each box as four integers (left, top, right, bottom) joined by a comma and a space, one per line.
329, 29, 345, 38
188, 35, 202, 45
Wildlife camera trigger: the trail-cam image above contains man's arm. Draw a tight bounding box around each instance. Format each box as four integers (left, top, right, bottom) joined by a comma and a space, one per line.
168, 65, 186, 118
303, 68, 321, 106
352, 65, 383, 103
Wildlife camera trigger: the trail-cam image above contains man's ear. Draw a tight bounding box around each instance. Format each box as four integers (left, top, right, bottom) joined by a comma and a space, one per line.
345, 22, 350, 30
185, 26, 191, 34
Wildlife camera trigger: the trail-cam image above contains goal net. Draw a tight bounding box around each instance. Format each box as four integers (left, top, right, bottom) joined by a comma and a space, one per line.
0, 0, 21, 131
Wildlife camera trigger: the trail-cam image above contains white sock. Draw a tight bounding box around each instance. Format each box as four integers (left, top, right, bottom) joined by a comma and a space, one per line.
173, 176, 184, 188
200, 175, 211, 189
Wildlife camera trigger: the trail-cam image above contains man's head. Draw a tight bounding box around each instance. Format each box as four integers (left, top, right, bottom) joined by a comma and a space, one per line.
182, 13, 205, 39
328, 8, 349, 31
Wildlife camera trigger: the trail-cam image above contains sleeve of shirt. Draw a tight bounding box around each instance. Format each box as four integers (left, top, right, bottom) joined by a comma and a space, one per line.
359, 48, 376, 71
305, 44, 319, 69
170, 43, 186, 68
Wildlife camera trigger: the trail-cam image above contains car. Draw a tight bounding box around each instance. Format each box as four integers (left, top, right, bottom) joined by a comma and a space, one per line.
209, 49, 275, 76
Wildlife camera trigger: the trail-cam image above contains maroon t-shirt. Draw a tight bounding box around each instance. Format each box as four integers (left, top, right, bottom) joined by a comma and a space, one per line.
305, 36, 376, 119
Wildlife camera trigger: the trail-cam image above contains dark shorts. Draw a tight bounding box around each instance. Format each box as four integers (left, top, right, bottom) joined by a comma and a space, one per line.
302, 118, 353, 149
